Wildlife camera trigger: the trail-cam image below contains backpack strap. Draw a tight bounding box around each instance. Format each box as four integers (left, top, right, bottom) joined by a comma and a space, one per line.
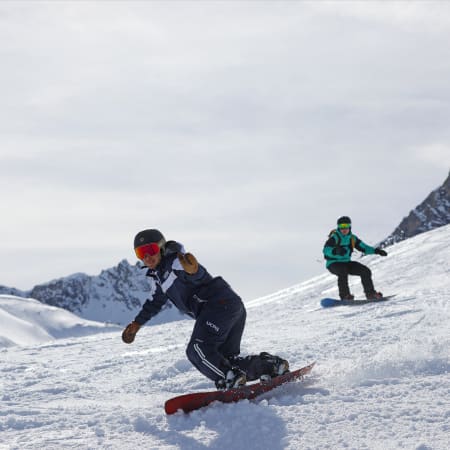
328, 229, 340, 246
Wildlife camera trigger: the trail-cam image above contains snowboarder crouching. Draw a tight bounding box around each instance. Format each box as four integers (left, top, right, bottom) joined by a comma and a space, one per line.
323, 216, 388, 300
122, 229, 289, 390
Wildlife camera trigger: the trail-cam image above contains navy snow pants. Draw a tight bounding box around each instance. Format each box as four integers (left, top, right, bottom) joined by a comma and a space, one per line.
186, 297, 276, 382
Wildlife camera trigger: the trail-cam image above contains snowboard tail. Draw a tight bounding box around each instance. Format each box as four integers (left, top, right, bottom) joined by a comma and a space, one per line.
165, 361, 315, 415
321, 295, 395, 308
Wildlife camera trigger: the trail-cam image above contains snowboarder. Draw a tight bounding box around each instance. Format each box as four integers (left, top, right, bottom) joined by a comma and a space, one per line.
122, 229, 289, 390
323, 216, 388, 300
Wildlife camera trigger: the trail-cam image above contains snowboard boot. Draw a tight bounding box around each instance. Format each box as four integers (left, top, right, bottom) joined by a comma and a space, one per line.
340, 293, 355, 300
260, 374, 272, 384
366, 291, 383, 300
215, 367, 247, 390
259, 352, 290, 378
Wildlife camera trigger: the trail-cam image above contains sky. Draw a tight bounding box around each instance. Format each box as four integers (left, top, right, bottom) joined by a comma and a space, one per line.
1, 1, 449, 300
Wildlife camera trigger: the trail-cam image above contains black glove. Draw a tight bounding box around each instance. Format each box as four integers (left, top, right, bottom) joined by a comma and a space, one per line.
332, 246, 347, 256
375, 247, 388, 256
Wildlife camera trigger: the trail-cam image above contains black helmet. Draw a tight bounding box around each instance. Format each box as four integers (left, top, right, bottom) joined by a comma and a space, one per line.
337, 216, 352, 226
134, 229, 166, 250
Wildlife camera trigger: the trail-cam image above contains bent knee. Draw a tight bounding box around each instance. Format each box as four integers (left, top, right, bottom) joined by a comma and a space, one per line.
186, 340, 214, 365
186, 341, 197, 363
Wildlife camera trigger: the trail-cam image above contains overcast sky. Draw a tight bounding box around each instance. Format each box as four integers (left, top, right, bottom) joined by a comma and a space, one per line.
1, 1, 449, 301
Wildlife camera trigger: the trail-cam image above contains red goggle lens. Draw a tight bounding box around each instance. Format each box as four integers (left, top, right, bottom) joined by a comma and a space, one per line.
135, 243, 160, 259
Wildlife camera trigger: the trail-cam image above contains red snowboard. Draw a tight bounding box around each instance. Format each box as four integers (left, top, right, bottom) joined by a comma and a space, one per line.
165, 361, 315, 415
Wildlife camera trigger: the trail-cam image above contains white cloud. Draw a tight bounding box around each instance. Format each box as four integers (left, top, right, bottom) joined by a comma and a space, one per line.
310, 1, 450, 32
414, 143, 450, 168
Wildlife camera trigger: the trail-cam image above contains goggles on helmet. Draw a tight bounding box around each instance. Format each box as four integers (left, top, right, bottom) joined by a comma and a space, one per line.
135, 243, 160, 260
338, 223, 351, 229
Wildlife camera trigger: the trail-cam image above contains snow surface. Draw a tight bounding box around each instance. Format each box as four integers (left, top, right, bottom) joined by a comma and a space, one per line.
1, 224, 449, 449
0, 296, 120, 348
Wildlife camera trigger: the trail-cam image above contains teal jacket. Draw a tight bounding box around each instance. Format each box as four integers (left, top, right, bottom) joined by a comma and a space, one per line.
323, 229, 376, 268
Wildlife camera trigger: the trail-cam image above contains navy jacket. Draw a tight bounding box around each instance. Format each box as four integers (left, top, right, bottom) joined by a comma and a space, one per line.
134, 241, 241, 325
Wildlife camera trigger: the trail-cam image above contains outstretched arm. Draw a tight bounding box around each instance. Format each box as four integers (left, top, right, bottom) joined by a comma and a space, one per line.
122, 286, 168, 344
354, 235, 387, 256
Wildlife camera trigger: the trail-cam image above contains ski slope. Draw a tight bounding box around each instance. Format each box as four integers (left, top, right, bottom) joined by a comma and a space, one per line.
1, 225, 449, 449
0, 296, 120, 348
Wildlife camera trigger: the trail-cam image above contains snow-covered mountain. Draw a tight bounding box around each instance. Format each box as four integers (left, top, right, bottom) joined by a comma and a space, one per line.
380, 171, 450, 247
1, 224, 449, 449
1, 174, 447, 327
0, 295, 120, 348
0, 259, 181, 326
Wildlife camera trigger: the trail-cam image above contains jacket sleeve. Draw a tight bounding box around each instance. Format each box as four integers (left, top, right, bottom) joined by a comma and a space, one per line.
323, 235, 338, 259
165, 241, 207, 284
354, 235, 376, 255
172, 252, 207, 284
134, 284, 168, 325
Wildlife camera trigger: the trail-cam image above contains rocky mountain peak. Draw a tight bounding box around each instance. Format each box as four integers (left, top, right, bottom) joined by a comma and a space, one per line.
380, 171, 450, 247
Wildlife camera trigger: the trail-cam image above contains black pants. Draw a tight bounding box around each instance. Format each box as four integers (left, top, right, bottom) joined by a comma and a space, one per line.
186, 298, 277, 382
327, 261, 375, 299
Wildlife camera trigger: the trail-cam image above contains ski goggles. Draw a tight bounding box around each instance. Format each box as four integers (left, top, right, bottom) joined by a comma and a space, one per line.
134, 243, 160, 260
338, 223, 351, 229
